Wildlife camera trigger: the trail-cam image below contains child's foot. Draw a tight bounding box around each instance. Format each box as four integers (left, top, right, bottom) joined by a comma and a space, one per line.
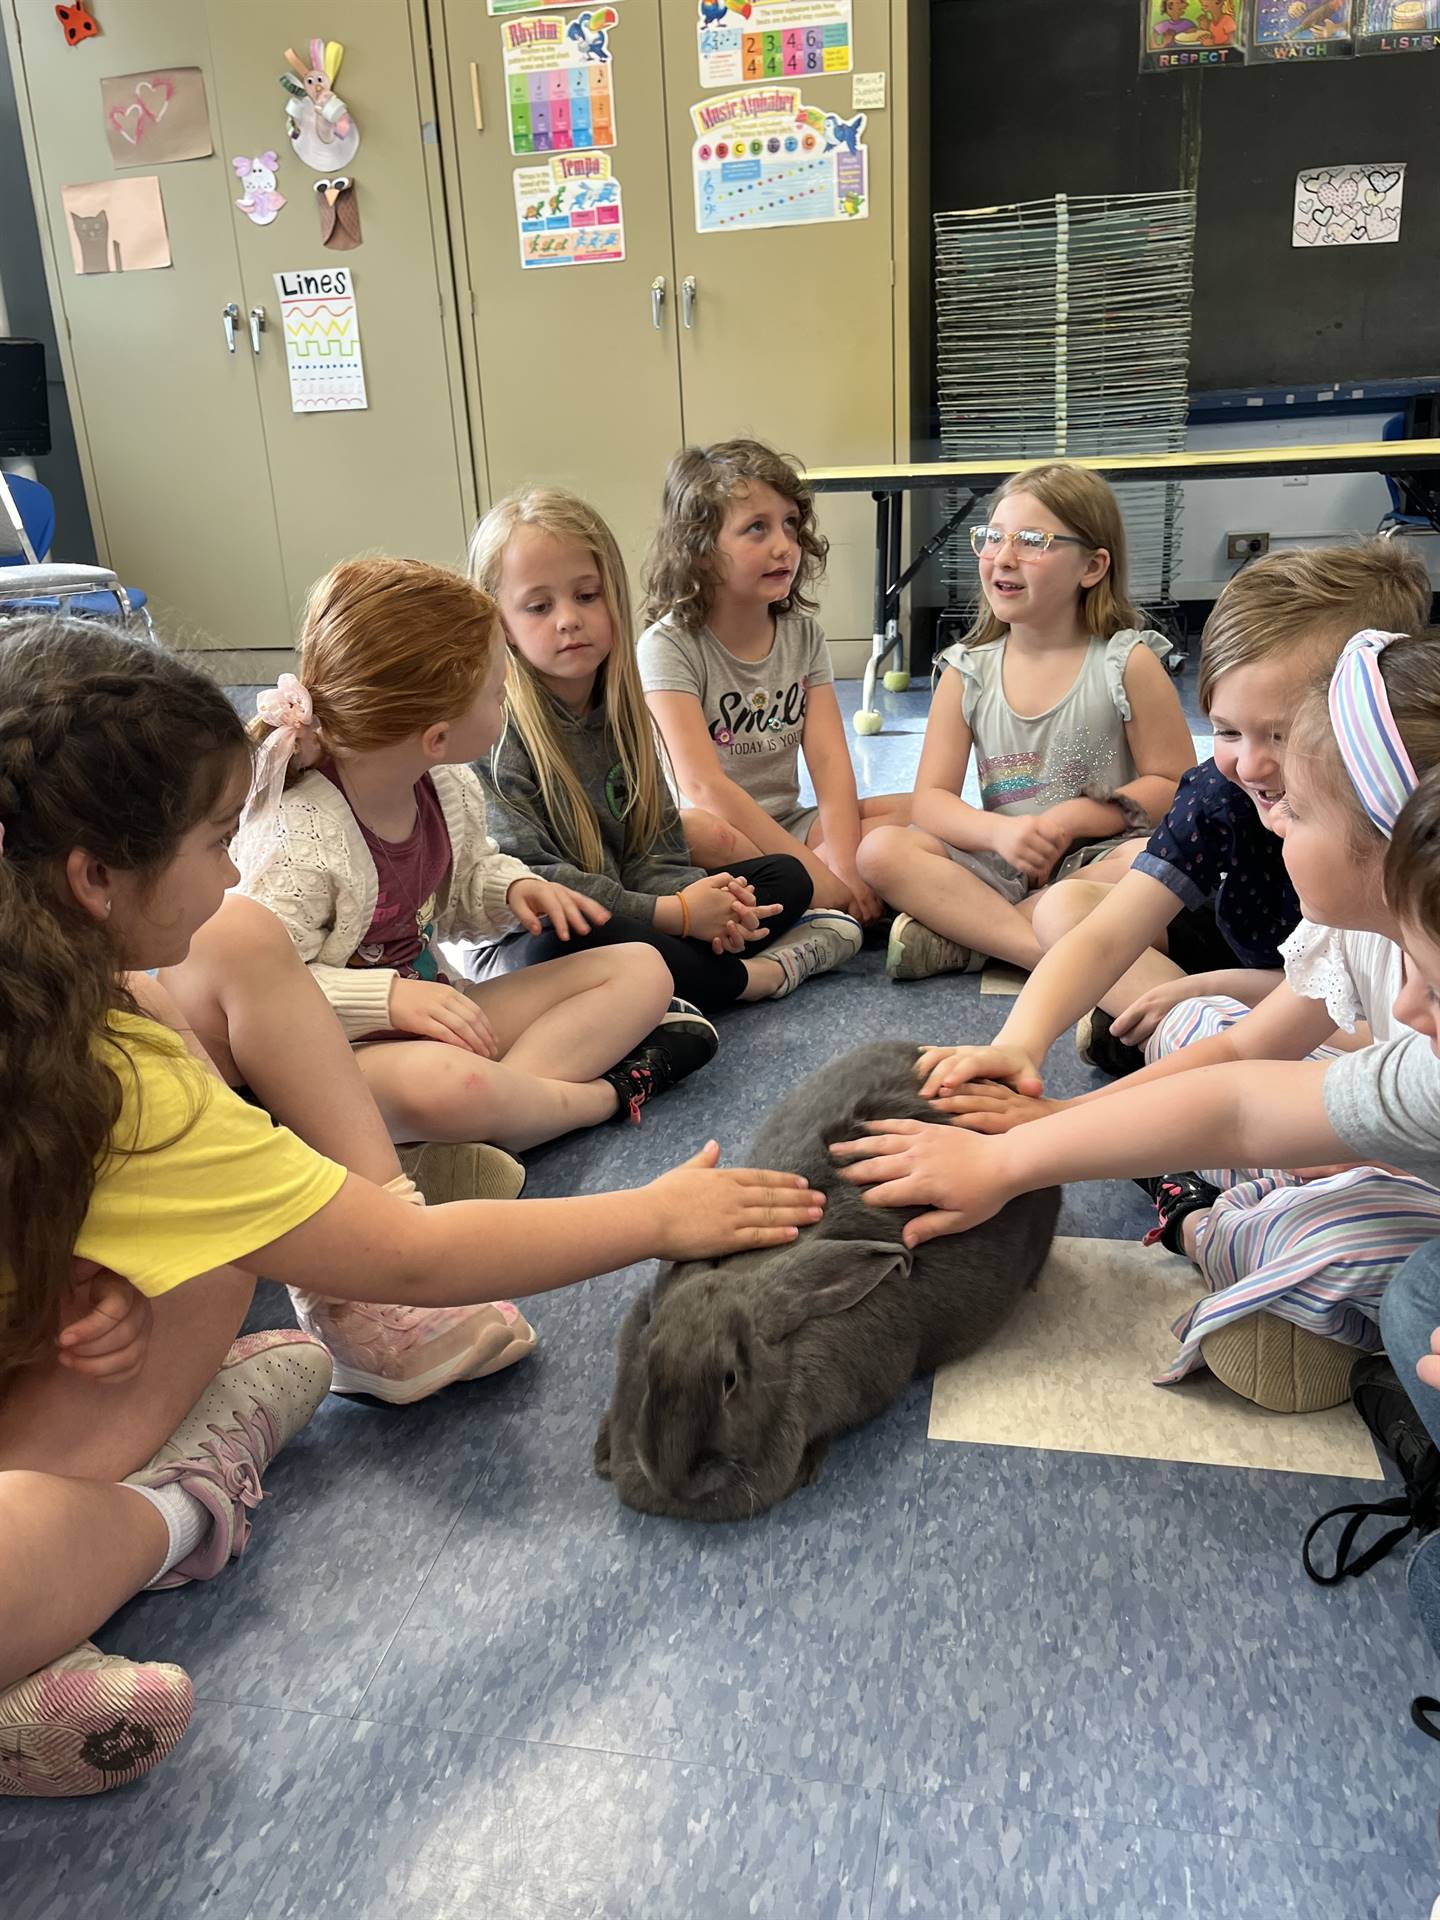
122, 1329, 333, 1587
885, 912, 984, 982
601, 997, 720, 1124
0, 1643, 194, 1798
1075, 1007, 1145, 1079
398, 1139, 527, 1204
291, 1295, 537, 1403
1137, 1171, 1222, 1256
1200, 1312, 1357, 1414
767, 909, 863, 998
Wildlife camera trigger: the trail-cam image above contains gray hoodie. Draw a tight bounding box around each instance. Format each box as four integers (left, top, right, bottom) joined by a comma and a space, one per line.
477, 697, 702, 931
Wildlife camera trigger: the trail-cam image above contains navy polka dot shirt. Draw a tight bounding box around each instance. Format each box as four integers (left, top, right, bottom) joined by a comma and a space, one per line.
1132, 759, 1299, 969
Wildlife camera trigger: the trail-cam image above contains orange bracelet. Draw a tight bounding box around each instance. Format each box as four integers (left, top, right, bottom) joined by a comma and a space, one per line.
676, 889, 690, 938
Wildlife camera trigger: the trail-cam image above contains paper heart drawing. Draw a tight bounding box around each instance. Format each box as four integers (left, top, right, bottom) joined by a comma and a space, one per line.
107, 75, 173, 146
100, 67, 212, 169
1293, 162, 1405, 248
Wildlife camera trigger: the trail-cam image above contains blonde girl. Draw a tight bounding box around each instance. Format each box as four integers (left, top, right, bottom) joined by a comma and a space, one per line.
470, 487, 856, 1010
235, 556, 720, 1158
639, 437, 906, 940
857, 462, 1195, 980
0, 618, 824, 1797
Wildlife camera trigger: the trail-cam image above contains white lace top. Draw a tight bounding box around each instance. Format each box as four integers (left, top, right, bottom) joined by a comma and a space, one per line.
236, 763, 530, 1039
1279, 919, 1402, 1039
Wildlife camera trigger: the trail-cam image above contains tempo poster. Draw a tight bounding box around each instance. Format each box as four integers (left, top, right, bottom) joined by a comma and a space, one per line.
513, 152, 624, 266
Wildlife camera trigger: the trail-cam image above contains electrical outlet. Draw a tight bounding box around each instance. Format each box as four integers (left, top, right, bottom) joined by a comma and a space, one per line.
1225, 532, 1270, 561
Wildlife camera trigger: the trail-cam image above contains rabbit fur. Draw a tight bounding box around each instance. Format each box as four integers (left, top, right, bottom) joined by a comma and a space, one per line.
594, 1042, 1060, 1521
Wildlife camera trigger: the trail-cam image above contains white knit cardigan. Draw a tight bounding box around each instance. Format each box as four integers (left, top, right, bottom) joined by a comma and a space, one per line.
237, 763, 532, 1040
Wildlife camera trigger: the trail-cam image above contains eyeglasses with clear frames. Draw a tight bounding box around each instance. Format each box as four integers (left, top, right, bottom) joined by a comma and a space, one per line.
970, 525, 1092, 558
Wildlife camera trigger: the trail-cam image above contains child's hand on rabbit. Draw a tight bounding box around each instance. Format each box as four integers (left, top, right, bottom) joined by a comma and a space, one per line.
914, 1041, 1046, 1100
645, 1140, 825, 1258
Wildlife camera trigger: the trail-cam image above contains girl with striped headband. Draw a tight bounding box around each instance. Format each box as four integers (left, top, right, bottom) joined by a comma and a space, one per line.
832, 627, 1440, 1416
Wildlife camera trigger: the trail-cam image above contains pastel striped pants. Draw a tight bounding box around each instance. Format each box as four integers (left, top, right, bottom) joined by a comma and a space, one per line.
1142, 995, 1440, 1382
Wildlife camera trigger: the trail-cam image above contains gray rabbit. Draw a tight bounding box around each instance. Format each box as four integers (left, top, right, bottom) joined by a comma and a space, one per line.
594, 1041, 1060, 1521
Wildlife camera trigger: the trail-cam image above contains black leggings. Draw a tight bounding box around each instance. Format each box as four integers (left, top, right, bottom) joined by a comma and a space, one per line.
488, 855, 814, 1015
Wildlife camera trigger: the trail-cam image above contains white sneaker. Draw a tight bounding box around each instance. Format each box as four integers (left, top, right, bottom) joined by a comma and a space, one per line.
765, 910, 863, 998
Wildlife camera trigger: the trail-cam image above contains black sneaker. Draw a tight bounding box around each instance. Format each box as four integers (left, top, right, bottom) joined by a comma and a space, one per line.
1075, 1007, 1146, 1079
601, 997, 719, 1125
1136, 1171, 1221, 1255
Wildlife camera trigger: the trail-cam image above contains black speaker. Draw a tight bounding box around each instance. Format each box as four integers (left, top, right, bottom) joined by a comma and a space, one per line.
0, 339, 51, 458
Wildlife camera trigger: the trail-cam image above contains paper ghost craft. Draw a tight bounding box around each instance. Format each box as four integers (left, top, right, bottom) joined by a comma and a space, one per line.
279, 39, 360, 171
234, 153, 286, 227
314, 176, 362, 251
55, 2, 100, 45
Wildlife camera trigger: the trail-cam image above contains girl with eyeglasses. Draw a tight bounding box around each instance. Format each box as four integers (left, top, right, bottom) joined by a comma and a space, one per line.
859, 462, 1193, 981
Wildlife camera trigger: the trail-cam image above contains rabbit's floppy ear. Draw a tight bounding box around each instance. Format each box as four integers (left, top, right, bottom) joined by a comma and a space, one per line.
759, 1238, 911, 1342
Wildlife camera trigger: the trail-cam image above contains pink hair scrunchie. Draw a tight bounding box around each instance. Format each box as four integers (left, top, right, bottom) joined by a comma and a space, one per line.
230, 673, 321, 886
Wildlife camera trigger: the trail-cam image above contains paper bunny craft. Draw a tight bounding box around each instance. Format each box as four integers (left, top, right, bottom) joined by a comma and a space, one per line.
279, 39, 360, 171
234, 153, 286, 227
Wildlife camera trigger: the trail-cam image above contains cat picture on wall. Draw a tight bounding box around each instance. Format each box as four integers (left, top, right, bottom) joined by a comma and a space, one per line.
69, 208, 115, 272
61, 176, 172, 274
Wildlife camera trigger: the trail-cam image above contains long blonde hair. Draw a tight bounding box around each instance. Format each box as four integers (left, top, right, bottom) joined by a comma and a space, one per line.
641, 438, 829, 632
961, 462, 1144, 646
469, 488, 668, 874
250, 556, 499, 780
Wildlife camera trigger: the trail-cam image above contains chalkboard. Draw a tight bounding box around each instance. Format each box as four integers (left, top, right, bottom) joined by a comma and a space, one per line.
929, 1, 1440, 391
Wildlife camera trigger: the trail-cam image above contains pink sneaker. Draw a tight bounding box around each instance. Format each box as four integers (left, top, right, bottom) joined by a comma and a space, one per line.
0, 1642, 193, 1798
123, 1329, 333, 1588
288, 1294, 537, 1404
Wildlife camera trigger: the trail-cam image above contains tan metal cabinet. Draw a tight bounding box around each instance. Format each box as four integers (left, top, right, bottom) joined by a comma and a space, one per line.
435, 0, 921, 648
4, 0, 473, 652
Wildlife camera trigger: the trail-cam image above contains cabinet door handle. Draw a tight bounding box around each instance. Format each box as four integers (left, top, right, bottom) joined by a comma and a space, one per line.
221, 302, 239, 354
469, 62, 484, 132
650, 275, 667, 329
249, 306, 267, 355
682, 276, 697, 329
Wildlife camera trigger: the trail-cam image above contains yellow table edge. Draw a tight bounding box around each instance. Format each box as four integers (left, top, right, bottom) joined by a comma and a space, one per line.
804, 439, 1440, 489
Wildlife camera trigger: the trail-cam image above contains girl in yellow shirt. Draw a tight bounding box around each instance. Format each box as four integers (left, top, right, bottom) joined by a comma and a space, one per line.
0, 618, 823, 1799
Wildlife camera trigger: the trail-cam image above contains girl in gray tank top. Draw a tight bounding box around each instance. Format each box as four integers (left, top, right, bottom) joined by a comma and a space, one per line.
856, 463, 1195, 981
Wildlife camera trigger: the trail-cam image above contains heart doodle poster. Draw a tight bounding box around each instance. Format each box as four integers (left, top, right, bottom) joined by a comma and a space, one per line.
1292, 163, 1404, 247
100, 68, 213, 168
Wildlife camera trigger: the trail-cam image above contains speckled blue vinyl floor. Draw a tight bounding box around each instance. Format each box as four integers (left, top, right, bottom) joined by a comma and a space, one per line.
6, 672, 1438, 1918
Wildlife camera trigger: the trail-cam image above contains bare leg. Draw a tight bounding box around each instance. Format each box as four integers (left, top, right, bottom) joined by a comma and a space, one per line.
1029, 877, 1182, 1014
858, 825, 1045, 969
0, 1263, 256, 1687
470, 943, 671, 1081
159, 894, 401, 1184
683, 805, 849, 910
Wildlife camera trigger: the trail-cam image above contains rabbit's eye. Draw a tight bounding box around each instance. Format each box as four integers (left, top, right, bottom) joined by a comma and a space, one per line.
722, 1369, 739, 1398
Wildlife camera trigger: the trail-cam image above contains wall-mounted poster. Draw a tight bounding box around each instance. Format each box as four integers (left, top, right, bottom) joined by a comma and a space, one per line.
100, 67, 212, 167
697, 2, 853, 90
61, 175, 171, 273
501, 9, 618, 156
1292, 162, 1404, 245
1355, 0, 1439, 51
691, 88, 866, 233
274, 267, 367, 412
1139, 0, 1246, 69
1248, 0, 1354, 59
513, 151, 624, 266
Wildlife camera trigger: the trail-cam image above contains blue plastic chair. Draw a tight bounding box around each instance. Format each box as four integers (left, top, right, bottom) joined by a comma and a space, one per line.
0, 470, 148, 621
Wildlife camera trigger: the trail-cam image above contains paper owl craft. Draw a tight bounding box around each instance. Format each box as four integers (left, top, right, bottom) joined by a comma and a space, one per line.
314, 176, 362, 251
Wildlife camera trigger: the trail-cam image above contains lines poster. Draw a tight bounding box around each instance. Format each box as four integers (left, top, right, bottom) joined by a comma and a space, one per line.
274, 268, 368, 412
